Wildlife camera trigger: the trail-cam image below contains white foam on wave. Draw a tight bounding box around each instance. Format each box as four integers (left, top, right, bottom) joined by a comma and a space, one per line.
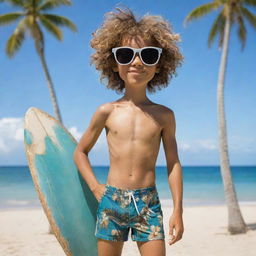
159, 198, 256, 207
6, 200, 31, 206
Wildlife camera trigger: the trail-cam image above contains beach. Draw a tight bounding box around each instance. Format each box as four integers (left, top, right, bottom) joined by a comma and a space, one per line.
0, 203, 255, 256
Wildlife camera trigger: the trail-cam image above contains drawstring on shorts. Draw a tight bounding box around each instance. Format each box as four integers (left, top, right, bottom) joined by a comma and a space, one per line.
127, 191, 141, 216
106, 183, 157, 217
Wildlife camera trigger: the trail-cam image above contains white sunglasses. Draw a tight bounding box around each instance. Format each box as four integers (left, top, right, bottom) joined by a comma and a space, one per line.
112, 46, 162, 66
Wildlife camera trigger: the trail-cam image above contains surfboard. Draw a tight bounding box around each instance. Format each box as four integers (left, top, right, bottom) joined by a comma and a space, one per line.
23, 107, 98, 256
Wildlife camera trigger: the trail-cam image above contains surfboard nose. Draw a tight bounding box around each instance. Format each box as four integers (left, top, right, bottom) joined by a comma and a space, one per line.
25, 107, 38, 117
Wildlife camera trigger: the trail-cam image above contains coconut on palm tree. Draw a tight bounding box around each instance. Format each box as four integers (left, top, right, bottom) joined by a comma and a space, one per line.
184, 0, 256, 234
0, 0, 77, 123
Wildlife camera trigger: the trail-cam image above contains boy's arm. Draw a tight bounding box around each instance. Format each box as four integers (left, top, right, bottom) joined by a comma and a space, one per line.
73, 103, 111, 193
161, 108, 184, 245
161, 109, 183, 214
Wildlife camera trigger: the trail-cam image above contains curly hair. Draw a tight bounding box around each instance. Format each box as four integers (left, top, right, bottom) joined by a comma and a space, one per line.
90, 6, 184, 94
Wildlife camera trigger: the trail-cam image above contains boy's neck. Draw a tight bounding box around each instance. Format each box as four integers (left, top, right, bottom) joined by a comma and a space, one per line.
121, 85, 152, 106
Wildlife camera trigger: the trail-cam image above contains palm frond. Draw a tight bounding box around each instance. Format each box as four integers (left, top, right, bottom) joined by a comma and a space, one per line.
41, 14, 77, 32
0, 12, 24, 26
237, 15, 246, 51
208, 11, 225, 48
240, 6, 256, 30
37, 0, 72, 11
5, 17, 27, 57
39, 15, 62, 40
244, 0, 256, 8
1, 0, 24, 7
183, 1, 222, 27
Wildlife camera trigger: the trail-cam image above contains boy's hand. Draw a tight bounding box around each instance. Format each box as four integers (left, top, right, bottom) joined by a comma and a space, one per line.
168, 211, 184, 245
92, 184, 107, 202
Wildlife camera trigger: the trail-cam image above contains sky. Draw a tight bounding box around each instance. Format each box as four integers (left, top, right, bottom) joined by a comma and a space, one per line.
0, 0, 255, 166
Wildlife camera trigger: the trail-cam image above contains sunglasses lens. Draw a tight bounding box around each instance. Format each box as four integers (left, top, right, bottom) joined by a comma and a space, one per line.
116, 48, 134, 64
141, 48, 159, 65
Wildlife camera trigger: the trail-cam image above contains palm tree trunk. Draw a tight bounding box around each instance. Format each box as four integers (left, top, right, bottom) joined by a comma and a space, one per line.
216, 8, 247, 234
36, 46, 63, 124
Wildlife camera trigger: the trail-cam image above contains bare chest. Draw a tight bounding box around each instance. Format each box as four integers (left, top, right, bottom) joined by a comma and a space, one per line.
105, 104, 164, 141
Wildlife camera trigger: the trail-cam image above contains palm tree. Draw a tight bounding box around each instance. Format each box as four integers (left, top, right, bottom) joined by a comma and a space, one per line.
0, 0, 77, 235
184, 0, 256, 234
0, 0, 77, 123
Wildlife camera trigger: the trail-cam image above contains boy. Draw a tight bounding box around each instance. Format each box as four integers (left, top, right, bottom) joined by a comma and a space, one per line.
73, 6, 184, 256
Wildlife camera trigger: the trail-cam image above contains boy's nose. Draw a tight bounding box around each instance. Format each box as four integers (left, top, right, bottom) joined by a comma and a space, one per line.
132, 53, 143, 65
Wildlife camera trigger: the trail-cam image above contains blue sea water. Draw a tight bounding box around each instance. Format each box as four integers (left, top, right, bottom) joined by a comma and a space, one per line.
0, 166, 255, 209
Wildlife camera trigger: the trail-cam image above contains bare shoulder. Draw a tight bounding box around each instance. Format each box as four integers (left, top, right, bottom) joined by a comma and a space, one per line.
153, 105, 176, 136
154, 103, 175, 118
95, 102, 115, 116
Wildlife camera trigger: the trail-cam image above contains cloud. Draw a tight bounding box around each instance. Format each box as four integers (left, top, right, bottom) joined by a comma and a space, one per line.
0, 117, 24, 153
229, 135, 256, 152
179, 142, 191, 151
197, 139, 217, 150
178, 136, 256, 153
178, 139, 217, 152
68, 126, 82, 141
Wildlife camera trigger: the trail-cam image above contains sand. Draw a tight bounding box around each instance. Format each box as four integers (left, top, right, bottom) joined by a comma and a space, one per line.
0, 203, 255, 256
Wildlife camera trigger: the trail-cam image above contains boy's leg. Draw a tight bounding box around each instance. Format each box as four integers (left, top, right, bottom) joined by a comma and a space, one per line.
98, 239, 124, 256
129, 185, 165, 255
137, 240, 166, 256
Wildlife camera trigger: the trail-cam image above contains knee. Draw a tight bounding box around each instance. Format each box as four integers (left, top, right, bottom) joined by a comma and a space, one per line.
137, 239, 166, 256
97, 239, 124, 256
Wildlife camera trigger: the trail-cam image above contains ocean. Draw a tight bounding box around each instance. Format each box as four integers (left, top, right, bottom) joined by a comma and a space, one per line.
0, 166, 255, 210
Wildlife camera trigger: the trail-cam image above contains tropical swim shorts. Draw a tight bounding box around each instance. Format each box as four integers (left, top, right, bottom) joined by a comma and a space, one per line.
95, 183, 165, 242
